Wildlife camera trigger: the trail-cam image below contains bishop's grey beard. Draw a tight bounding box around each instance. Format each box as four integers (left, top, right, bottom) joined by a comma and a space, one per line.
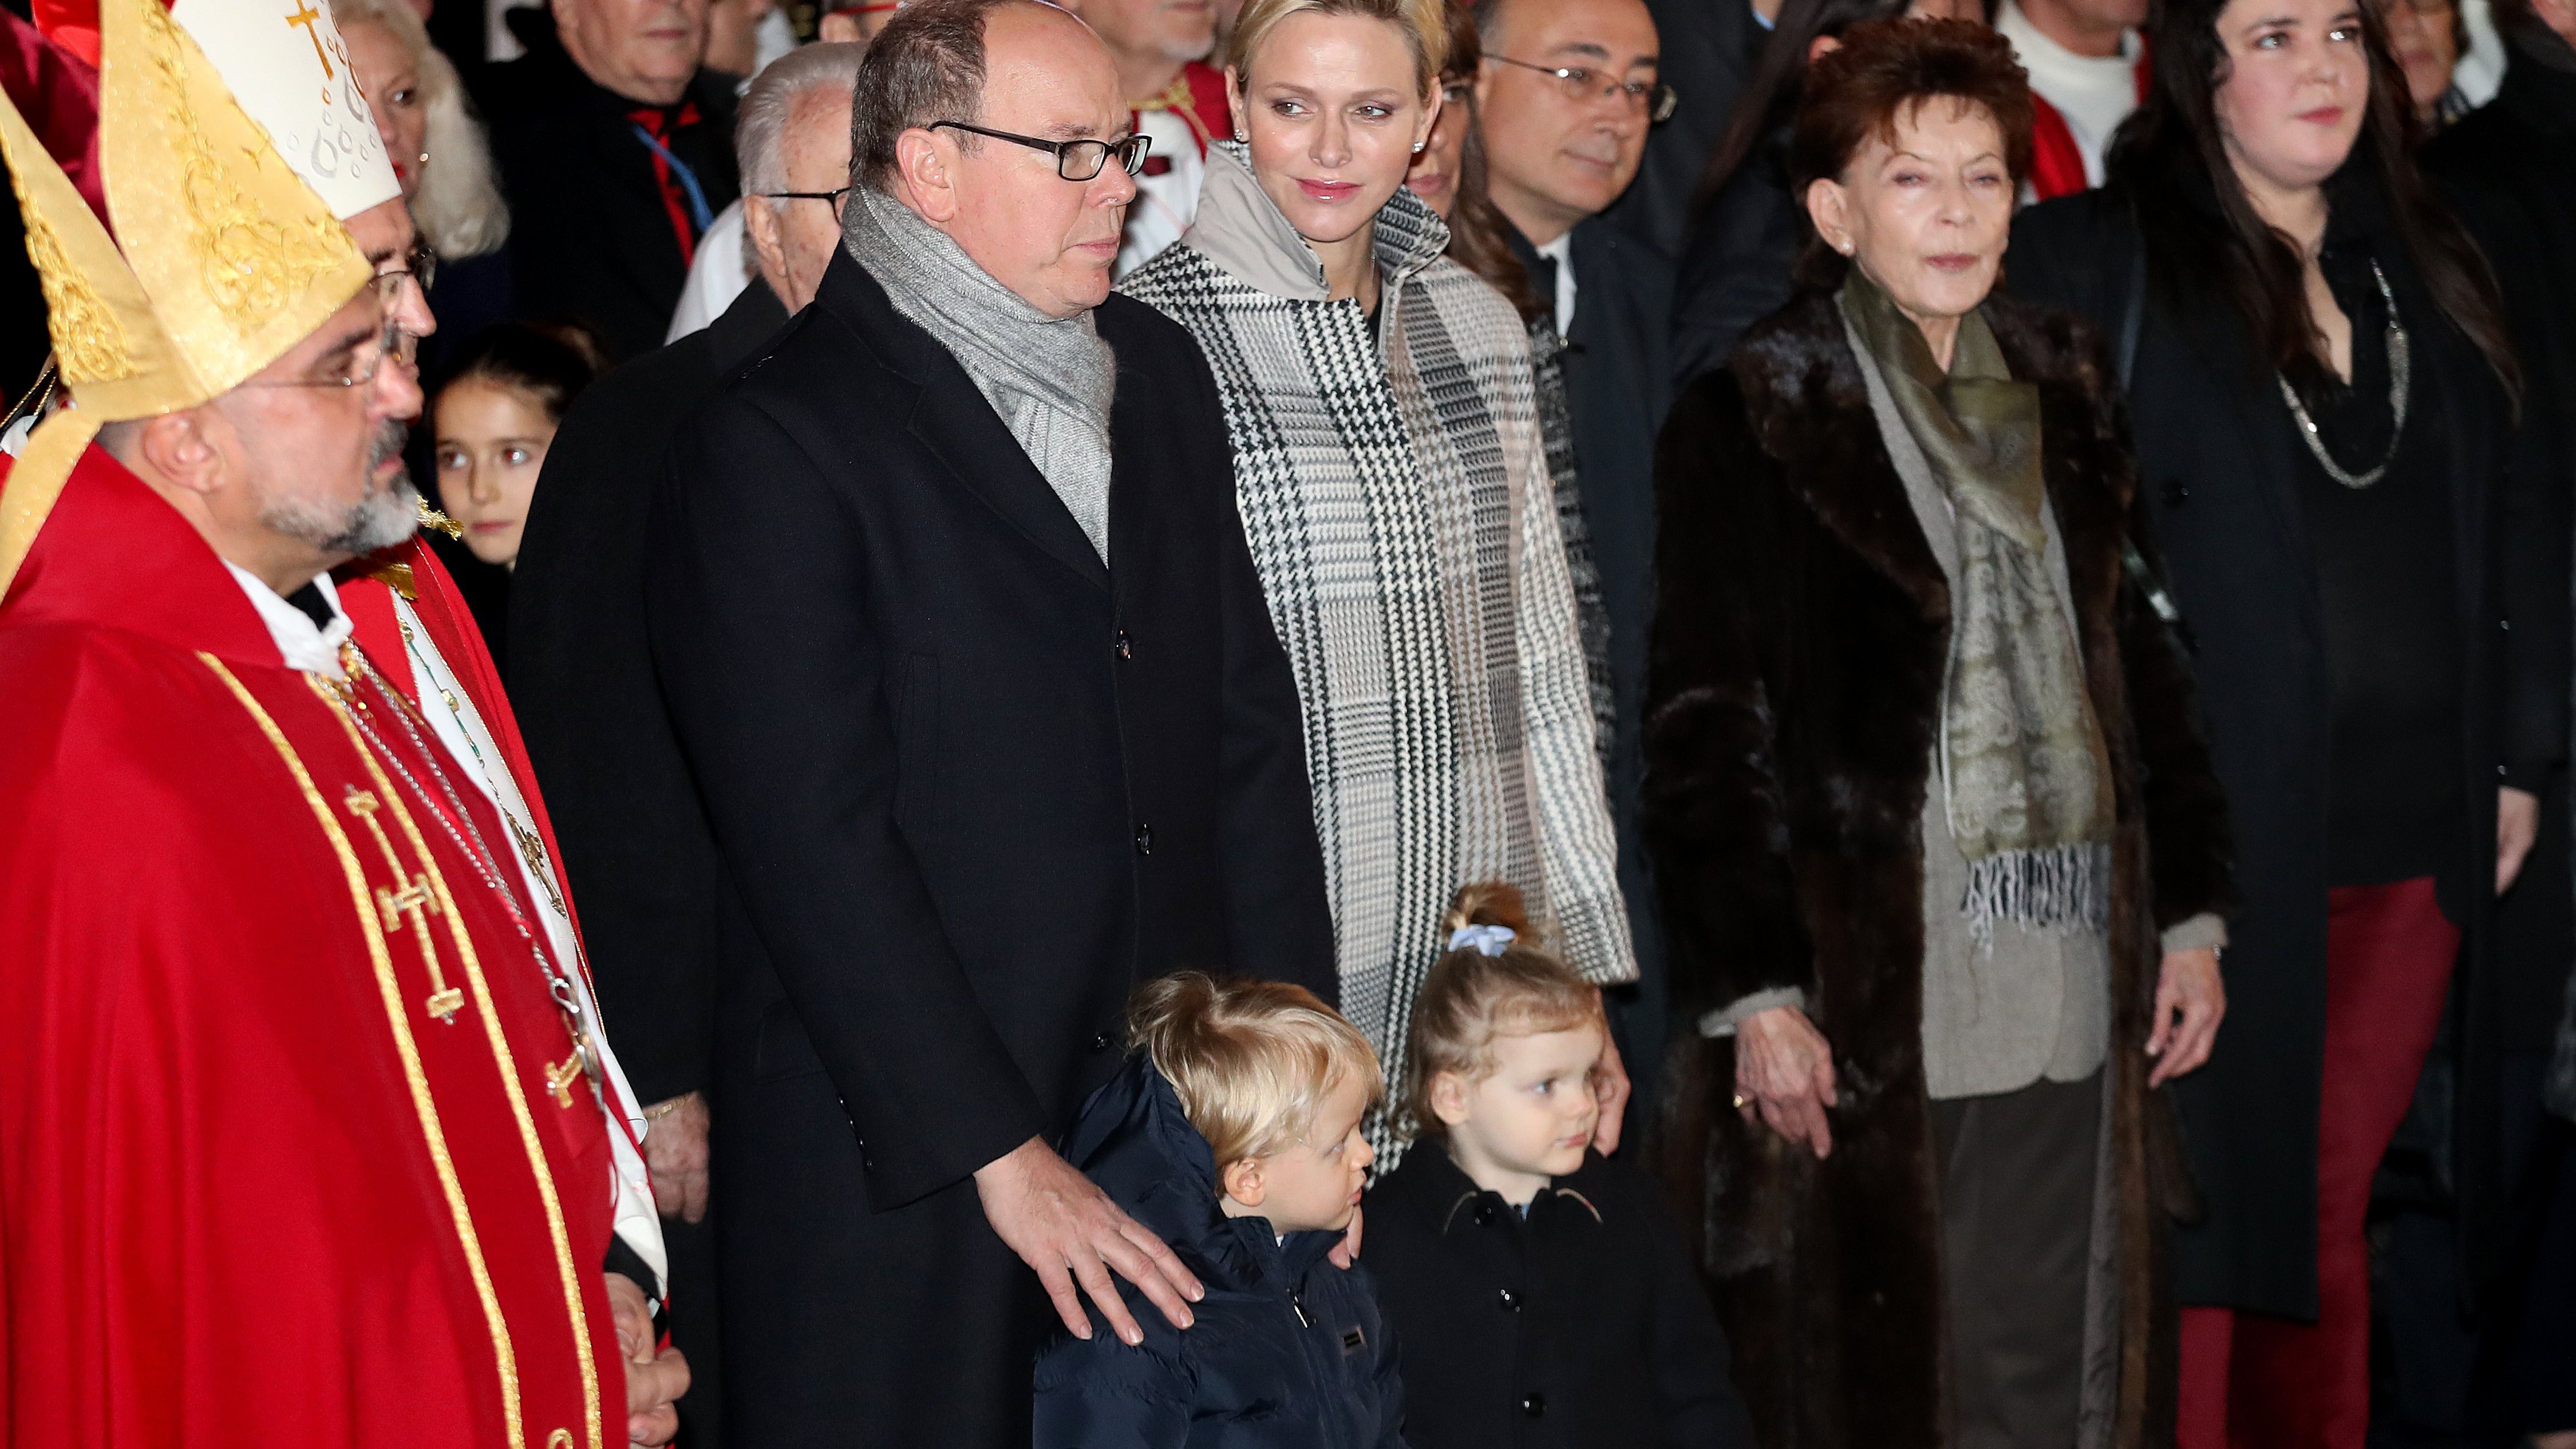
258, 420, 419, 556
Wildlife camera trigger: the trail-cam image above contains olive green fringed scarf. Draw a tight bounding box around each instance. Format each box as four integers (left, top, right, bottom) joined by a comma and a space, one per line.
1842, 270, 2113, 945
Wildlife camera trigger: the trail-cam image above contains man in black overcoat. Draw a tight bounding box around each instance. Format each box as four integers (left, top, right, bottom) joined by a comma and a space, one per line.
471, 0, 742, 361
1473, 0, 1677, 1136
643, 3, 1336, 1444
2400, 0, 2576, 1432
509, 44, 864, 1449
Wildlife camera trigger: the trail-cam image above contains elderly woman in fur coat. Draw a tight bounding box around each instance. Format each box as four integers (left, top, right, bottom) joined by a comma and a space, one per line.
1643, 18, 2237, 1449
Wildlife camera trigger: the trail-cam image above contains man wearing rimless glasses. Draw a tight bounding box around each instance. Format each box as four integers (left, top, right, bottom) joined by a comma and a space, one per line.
643, 1, 1333, 1445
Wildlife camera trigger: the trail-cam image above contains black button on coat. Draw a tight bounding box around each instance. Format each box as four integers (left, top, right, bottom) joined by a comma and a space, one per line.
1034, 1054, 1405, 1449
1364, 1144, 1755, 1449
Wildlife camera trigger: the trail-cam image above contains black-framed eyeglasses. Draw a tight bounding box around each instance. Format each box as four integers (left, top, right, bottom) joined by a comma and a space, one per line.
762, 184, 855, 211
240, 310, 418, 392
1486, 54, 1679, 123
927, 120, 1153, 180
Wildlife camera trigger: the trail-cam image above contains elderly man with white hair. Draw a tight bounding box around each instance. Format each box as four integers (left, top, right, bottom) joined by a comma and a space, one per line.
663, 40, 872, 339
642, 1, 1337, 1442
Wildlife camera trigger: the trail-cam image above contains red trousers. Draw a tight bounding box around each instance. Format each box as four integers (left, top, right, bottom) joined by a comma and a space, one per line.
2177, 876, 2458, 1449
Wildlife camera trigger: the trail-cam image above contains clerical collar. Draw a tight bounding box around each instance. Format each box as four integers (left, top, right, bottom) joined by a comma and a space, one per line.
223, 563, 353, 678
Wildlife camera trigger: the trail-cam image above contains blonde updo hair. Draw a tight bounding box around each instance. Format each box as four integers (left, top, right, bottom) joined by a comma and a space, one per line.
1127, 973, 1383, 1168
330, 0, 511, 259
1400, 883, 1609, 1142
1225, 0, 1451, 100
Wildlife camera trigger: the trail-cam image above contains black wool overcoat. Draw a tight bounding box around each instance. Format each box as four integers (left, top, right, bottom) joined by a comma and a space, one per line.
1642, 288, 2237, 1448
2009, 181, 2568, 1312
2428, 55, 2576, 1126
646, 248, 1337, 1448
1364, 1143, 1756, 1449
514, 281, 789, 1107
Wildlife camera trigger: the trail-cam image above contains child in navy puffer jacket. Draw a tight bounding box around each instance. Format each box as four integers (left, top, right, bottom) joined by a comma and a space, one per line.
1033, 974, 1408, 1449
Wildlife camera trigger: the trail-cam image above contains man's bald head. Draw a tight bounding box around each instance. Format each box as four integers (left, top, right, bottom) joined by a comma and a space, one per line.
852, 0, 1114, 189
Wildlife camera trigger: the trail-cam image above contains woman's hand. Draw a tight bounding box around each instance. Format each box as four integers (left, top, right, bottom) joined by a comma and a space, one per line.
1734, 1006, 1838, 1159
2499, 785, 2539, 895
2147, 947, 2225, 1088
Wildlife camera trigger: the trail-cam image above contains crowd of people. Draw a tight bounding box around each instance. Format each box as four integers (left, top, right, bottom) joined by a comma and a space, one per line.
2, 0, 2574, 1443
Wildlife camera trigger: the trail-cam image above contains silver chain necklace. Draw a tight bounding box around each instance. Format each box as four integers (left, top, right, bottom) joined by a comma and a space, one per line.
2277, 258, 2409, 491
329, 642, 603, 1097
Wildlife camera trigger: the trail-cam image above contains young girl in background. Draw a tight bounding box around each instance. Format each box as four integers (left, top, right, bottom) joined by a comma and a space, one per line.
424, 322, 602, 669
431, 321, 602, 572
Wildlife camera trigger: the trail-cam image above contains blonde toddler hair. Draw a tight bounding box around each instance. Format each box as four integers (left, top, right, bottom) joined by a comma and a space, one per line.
1400, 883, 1609, 1141
1128, 974, 1384, 1167
1224, 0, 1452, 100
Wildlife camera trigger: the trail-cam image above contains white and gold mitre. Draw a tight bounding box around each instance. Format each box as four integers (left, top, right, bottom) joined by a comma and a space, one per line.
0, 0, 375, 595
169, 0, 400, 221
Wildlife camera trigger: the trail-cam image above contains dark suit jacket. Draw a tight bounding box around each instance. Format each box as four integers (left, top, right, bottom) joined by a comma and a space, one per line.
2010, 180, 2569, 1314
646, 248, 1334, 1447
509, 281, 788, 1104
2430, 50, 2576, 1071
469, 18, 740, 362
1513, 219, 1676, 1119
1670, 127, 1800, 385
1606, 0, 1767, 260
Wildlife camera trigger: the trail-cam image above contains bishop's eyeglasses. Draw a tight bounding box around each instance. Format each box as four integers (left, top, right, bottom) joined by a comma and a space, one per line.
929, 121, 1154, 181
240, 310, 418, 392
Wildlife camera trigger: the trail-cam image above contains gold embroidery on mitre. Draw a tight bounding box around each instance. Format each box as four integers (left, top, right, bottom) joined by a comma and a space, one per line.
0, 63, 183, 409
131, 0, 345, 328
97, 0, 367, 398
3, 169, 135, 385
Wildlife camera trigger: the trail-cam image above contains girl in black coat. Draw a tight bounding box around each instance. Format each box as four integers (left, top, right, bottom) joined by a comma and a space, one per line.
1365, 885, 1755, 1449
2009, 0, 2564, 1436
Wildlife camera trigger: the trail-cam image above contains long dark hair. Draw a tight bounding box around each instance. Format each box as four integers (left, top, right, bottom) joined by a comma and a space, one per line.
2104, 0, 2517, 404
1433, 3, 1547, 322
1694, 0, 1914, 213
432, 321, 607, 427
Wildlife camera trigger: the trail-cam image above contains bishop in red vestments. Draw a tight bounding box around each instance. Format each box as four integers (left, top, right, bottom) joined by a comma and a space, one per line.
0, 0, 673, 1438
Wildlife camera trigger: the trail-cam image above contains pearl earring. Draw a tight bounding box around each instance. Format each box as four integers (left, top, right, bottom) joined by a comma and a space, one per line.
1234, 129, 1247, 142
1411, 140, 1425, 153
418, 151, 430, 165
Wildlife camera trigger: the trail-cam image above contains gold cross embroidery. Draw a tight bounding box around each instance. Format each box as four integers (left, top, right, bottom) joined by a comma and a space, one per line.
282, 0, 333, 76
507, 814, 568, 918
345, 788, 467, 1022
544, 1049, 588, 1108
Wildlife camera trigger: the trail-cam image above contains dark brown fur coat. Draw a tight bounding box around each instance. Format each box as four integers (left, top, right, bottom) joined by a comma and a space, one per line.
1642, 290, 2236, 1448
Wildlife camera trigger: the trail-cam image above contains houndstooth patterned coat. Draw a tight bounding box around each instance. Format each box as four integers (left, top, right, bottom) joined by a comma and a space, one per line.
1121, 145, 1635, 1135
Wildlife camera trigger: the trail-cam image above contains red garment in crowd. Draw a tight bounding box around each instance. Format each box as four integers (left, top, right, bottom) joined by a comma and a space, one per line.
0, 444, 623, 1447
2025, 46, 2153, 201
2176, 876, 2460, 1449
1133, 58, 1230, 174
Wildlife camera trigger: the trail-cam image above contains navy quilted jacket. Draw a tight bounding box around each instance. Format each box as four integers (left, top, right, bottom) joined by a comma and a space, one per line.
1032, 1053, 1408, 1449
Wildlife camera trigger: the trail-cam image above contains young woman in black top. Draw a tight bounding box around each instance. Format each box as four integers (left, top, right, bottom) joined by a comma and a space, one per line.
2010, 0, 2562, 1438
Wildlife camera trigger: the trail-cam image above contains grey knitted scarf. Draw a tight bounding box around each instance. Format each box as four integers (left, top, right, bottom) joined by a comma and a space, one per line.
843, 185, 1118, 561
1842, 270, 2113, 945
